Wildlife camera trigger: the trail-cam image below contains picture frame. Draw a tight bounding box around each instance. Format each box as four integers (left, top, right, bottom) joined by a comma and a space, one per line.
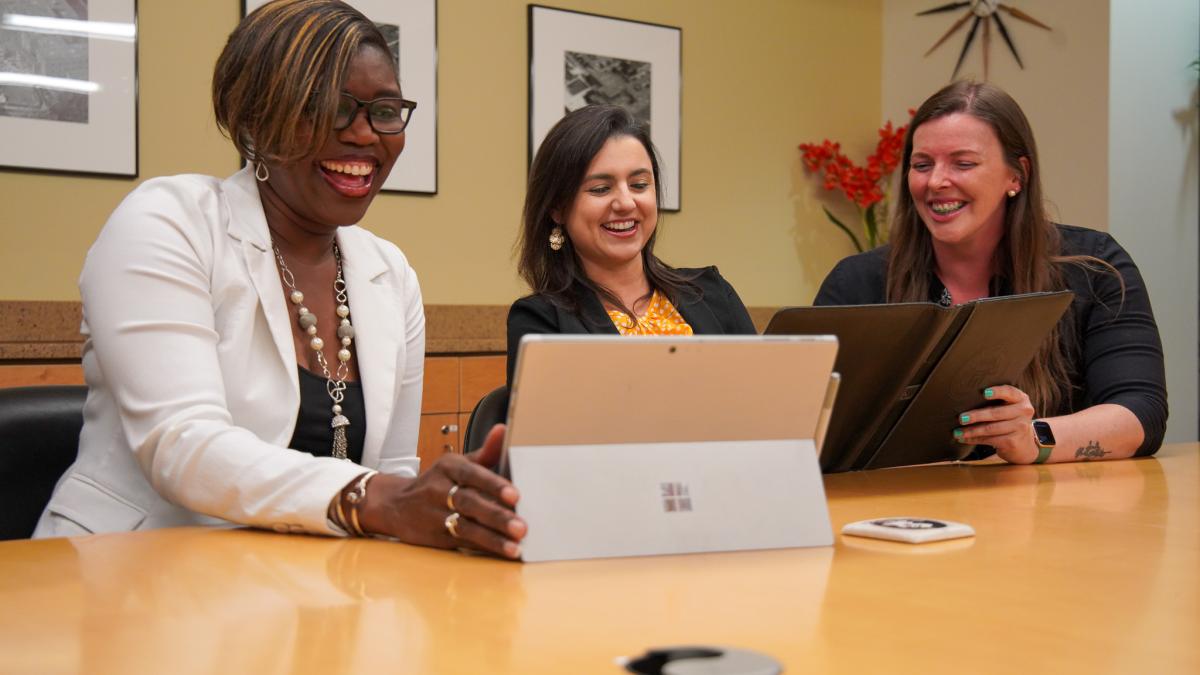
0, 0, 139, 178
528, 5, 682, 211
242, 0, 438, 194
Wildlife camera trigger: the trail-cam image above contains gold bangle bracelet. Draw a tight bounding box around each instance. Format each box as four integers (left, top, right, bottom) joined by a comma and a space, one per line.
344, 470, 379, 537
332, 492, 351, 533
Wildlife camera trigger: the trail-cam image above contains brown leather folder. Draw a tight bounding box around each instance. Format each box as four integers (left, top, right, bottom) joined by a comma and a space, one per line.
764, 291, 1074, 472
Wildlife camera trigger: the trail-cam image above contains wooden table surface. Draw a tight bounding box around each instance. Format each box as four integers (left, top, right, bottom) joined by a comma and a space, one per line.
2, 444, 1196, 674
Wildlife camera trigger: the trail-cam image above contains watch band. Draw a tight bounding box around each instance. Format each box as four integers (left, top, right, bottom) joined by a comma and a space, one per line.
1032, 419, 1055, 464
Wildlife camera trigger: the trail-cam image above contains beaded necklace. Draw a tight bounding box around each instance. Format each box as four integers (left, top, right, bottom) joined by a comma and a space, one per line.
272, 241, 356, 460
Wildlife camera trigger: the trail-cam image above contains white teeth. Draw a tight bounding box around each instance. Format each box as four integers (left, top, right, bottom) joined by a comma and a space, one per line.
603, 220, 636, 232
321, 161, 373, 176
931, 201, 964, 214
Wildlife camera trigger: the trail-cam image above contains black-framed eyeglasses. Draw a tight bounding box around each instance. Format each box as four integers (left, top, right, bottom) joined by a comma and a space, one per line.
333, 93, 417, 134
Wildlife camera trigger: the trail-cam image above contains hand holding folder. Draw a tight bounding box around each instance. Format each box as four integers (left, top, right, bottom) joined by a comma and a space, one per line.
766, 291, 1074, 471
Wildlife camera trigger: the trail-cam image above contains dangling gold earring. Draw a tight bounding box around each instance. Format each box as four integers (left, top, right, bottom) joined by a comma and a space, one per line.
255, 162, 270, 182
549, 226, 565, 251
1007, 189, 1018, 198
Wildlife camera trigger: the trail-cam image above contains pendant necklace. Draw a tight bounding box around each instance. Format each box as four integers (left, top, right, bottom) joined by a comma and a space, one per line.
273, 241, 356, 460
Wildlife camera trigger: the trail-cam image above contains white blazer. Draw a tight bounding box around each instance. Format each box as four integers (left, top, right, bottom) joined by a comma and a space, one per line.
35, 167, 424, 537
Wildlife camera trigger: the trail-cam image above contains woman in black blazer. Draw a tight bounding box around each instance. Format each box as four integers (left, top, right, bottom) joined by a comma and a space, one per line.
507, 105, 756, 389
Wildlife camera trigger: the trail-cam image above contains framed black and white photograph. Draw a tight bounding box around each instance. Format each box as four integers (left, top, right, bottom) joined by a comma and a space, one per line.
529, 5, 681, 211
243, 0, 438, 194
0, 0, 138, 177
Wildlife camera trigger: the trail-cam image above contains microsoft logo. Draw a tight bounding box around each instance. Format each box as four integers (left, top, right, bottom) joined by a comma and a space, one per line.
660, 482, 692, 513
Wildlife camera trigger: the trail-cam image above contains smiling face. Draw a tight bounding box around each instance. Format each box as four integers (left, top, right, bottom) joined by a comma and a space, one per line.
907, 112, 1023, 253
560, 135, 658, 279
261, 44, 405, 231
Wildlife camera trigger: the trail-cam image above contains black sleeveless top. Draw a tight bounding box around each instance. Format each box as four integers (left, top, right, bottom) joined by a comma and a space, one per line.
288, 367, 366, 464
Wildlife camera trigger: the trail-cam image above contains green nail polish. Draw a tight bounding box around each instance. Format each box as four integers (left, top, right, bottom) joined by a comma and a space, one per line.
953, 428, 964, 439
984, 388, 994, 399
960, 414, 971, 425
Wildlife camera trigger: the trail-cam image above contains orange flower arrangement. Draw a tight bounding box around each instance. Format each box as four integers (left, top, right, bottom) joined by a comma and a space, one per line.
799, 113, 911, 252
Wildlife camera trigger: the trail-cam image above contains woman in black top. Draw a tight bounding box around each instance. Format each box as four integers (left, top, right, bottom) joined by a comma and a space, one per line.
815, 81, 1167, 464
506, 106, 756, 389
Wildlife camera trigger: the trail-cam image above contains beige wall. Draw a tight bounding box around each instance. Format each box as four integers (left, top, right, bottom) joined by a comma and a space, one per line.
882, 0, 1109, 231
0, 0, 882, 307
0, 0, 239, 301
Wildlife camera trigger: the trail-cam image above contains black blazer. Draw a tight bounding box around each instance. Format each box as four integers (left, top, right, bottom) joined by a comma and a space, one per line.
505, 266, 757, 389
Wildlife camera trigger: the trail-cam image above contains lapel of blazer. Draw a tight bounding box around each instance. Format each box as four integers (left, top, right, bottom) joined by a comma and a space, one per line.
223, 167, 401, 464
224, 168, 299, 419
677, 293, 722, 334
574, 281, 722, 334
336, 227, 398, 468
575, 285, 621, 334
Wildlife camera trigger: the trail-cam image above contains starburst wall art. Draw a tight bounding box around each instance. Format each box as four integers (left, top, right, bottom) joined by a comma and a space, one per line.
918, 0, 1051, 80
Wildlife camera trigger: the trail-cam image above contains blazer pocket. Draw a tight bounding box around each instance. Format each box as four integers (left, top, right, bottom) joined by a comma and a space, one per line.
47, 475, 148, 534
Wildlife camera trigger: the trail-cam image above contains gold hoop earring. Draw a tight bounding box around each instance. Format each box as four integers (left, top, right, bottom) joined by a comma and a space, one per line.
255, 162, 270, 182
549, 226, 565, 251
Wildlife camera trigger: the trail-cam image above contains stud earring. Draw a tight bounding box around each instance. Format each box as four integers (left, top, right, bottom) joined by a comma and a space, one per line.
255, 162, 270, 182
549, 226, 565, 251
1007, 189, 1018, 198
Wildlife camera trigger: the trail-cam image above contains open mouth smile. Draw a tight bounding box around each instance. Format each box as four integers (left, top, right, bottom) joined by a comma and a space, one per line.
929, 200, 966, 216
601, 219, 637, 234
319, 159, 378, 198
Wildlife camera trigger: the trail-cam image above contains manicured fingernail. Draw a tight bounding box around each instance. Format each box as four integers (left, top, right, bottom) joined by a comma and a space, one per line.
984, 388, 994, 399
960, 414, 971, 424
953, 428, 964, 440
504, 541, 521, 559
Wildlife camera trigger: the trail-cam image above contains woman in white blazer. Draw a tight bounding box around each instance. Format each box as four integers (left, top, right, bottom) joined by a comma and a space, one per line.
35, 0, 526, 559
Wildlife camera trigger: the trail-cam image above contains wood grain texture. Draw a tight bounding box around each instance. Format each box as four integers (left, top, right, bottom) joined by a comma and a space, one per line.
1, 445, 1194, 674
420, 357, 459, 414
416, 413, 459, 474
0, 364, 85, 388
459, 355, 505, 413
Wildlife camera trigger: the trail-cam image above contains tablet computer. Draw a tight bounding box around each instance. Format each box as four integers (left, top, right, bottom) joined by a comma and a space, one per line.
503, 334, 838, 562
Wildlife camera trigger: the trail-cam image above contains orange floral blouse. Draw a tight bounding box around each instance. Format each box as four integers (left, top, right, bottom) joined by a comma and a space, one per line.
607, 290, 694, 336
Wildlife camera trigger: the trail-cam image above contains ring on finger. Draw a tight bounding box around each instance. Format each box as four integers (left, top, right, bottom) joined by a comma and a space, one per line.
444, 512, 461, 538
446, 483, 460, 511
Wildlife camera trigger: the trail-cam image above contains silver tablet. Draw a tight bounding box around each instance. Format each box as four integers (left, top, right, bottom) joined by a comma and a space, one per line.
504, 334, 839, 562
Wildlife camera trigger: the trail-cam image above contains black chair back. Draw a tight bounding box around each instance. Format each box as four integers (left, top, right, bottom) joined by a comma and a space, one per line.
0, 386, 86, 540
463, 385, 508, 455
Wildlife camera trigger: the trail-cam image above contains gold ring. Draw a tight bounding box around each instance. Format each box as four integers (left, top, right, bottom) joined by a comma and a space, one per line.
444, 512, 461, 538
446, 484, 460, 511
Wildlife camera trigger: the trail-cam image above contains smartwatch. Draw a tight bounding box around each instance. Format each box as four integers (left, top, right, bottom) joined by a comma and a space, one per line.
1032, 420, 1056, 464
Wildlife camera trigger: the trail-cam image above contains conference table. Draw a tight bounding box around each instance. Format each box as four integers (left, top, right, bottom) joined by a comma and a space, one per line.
1, 444, 1195, 674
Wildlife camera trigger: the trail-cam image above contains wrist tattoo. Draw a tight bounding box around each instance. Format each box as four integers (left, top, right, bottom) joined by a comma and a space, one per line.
1075, 440, 1109, 461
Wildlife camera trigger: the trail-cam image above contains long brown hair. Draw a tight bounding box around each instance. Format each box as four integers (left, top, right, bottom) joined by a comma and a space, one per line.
887, 81, 1115, 416
212, 0, 392, 164
516, 105, 698, 321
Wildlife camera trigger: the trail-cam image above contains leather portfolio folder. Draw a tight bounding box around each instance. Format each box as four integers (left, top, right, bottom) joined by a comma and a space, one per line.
765, 291, 1074, 472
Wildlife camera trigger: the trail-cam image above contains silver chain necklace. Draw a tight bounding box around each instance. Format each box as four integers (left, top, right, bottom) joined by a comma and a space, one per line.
272, 241, 356, 460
